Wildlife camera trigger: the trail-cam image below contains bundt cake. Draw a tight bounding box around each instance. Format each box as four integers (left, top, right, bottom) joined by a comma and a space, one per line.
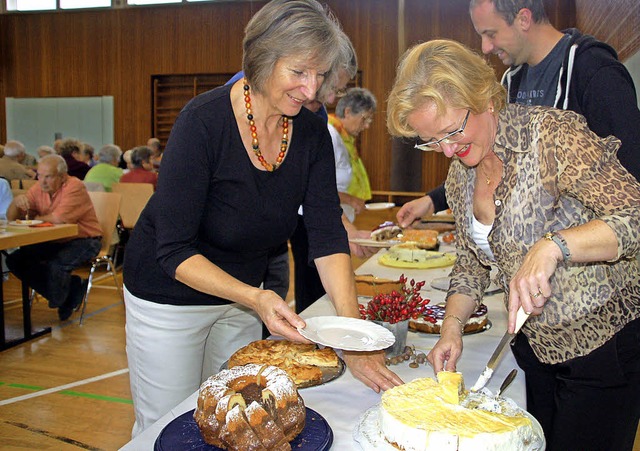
194, 364, 306, 450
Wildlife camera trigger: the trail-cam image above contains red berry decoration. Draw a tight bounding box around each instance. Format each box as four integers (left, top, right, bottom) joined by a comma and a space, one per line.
359, 274, 431, 324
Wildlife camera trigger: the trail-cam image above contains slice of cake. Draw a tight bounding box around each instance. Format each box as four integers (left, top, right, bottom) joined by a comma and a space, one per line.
379, 372, 540, 451
371, 221, 402, 241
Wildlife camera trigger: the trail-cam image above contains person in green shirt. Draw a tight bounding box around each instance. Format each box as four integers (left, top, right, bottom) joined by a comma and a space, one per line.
84, 144, 124, 191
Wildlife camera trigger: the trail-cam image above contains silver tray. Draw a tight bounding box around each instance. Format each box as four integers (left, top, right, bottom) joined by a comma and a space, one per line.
220, 354, 345, 389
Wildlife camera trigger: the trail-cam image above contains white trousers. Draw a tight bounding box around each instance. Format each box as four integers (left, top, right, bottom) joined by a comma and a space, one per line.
124, 285, 262, 438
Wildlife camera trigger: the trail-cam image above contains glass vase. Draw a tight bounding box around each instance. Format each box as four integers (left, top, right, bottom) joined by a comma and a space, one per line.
373, 319, 409, 357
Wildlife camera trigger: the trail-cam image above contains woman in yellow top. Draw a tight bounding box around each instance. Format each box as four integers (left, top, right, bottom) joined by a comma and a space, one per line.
327, 87, 375, 220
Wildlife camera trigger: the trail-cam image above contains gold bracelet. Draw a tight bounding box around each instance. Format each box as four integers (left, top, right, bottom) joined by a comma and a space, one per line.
443, 315, 465, 334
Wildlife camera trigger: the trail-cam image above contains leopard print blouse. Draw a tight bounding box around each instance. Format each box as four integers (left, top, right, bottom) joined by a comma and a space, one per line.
446, 103, 640, 364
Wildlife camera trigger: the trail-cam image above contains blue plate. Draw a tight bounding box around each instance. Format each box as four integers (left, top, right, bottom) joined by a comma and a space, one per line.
154, 407, 332, 450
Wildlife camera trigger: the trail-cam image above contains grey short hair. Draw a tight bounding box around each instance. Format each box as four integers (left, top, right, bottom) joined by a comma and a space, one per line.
469, 0, 549, 25
4, 140, 26, 158
335, 87, 376, 118
39, 154, 68, 175
242, 0, 347, 95
98, 144, 122, 164
317, 32, 358, 103
131, 146, 152, 168
37, 145, 56, 156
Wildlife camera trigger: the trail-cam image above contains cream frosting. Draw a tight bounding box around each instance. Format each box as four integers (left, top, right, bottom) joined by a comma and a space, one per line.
380, 373, 540, 451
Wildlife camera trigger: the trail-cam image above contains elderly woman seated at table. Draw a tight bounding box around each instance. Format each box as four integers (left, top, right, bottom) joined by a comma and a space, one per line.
84, 144, 124, 192
386, 39, 640, 451
119, 146, 158, 190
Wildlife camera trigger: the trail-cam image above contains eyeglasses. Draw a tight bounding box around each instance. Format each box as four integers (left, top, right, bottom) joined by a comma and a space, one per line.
361, 113, 373, 125
414, 109, 470, 151
333, 87, 348, 98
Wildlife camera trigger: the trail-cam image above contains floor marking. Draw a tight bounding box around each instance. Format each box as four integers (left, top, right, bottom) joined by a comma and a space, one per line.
4, 421, 103, 450
0, 368, 129, 406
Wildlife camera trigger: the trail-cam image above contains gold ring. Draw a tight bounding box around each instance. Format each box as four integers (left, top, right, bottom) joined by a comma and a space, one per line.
531, 289, 543, 298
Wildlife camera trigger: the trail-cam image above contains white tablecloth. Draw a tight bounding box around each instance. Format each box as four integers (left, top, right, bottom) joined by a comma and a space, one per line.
120, 247, 524, 450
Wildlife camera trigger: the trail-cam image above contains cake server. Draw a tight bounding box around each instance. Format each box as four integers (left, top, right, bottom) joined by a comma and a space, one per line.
470, 307, 530, 392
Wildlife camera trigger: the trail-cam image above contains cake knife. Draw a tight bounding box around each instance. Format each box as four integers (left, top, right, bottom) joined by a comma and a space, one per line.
470, 307, 530, 392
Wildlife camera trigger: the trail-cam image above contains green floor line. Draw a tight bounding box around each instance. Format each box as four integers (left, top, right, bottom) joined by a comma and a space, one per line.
6, 383, 43, 390
0, 382, 132, 404
60, 390, 133, 404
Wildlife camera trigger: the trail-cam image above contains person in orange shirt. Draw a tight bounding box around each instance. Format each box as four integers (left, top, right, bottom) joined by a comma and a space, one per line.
6, 155, 102, 320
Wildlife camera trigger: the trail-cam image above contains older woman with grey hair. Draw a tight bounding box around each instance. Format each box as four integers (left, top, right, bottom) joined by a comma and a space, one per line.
83, 144, 123, 191
119, 145, 158, 189
328, 87, 376, 218
122, 0, 402, 436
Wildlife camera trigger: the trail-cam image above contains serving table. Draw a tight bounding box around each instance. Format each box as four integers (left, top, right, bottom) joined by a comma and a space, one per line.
120, 245, 526, 450
0, 223, 79, 350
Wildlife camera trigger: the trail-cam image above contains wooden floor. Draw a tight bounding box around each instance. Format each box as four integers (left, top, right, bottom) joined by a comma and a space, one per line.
1, 208, 639, 450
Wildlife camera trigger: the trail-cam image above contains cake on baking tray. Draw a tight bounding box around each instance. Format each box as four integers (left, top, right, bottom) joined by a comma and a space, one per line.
355, 274, 403, 297
380, 371, 539, 451
228, 339, 339, 387
410, 303, 488, 334
399, 229, 439, 249
194, 364, 305, 451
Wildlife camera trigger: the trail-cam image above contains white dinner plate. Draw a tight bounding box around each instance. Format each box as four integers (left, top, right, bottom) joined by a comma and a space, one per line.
9, 220, 43, 226
298, 316, 395, 351
349, 238, 401, 248
353, 404, 545, 450
365, 202, 395, 211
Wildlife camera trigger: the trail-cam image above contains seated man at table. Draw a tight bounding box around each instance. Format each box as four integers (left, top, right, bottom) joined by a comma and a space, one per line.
5, 155, 103, 320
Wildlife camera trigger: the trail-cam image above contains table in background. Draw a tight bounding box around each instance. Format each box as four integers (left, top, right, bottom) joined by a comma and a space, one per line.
120, 244, 525, 450
0, 223, 79, 350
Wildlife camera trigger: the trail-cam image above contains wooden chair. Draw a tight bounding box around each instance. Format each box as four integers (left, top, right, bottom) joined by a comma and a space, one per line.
84, 181, 106, 192
111, 182, 154, 229
21, 179, 38, 190
78, 191, 123, 324
11, 188, 27, 198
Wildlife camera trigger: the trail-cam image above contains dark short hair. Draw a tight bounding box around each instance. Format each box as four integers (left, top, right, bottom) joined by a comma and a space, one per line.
470, 0, 549, 25
58, 138, 82, 158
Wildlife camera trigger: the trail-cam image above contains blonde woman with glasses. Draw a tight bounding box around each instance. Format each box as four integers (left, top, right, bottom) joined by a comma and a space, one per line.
387, 39, 640, 450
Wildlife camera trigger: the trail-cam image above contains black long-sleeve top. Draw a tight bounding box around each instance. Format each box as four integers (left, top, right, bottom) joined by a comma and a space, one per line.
123, 85, 348, 305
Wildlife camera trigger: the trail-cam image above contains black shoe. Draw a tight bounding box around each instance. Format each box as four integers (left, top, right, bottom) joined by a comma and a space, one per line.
58, 278, 87, 321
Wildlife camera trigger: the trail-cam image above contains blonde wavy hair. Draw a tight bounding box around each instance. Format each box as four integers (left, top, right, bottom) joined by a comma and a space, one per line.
387, 39, 506, 138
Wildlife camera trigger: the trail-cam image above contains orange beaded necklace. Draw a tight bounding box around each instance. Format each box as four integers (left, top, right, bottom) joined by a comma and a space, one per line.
243, 80, 289, 171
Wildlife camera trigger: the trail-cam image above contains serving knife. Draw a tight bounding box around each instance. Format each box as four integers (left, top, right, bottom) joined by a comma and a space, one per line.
470, 307, 530, 392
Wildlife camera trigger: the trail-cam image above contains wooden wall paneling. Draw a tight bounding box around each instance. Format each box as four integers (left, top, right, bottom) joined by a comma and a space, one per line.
0, 3, 257, 149
575, 0, 640, 61
325, 0, 400, 195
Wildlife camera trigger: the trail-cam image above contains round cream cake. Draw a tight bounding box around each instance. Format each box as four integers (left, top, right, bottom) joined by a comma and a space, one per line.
409, 303, 488, 334
380, 372, 541, 451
